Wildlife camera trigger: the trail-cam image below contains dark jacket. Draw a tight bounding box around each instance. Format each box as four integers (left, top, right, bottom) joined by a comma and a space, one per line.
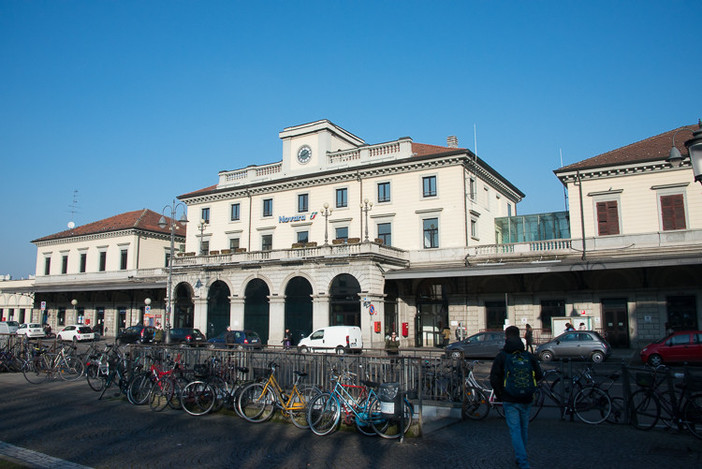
489, 337, 543, 403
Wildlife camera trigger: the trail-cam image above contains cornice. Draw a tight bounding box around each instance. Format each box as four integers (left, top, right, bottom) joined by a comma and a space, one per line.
33, 228, 184, 248
556, 160, 689, 184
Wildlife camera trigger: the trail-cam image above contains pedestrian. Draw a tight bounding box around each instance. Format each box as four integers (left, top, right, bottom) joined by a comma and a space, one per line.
154, 322, 164, 344
524, 323, 534, 353
578, 322, 586, 330
385, 331, 400, 357
490, 325, 543, 469
565, 322, 575, 332
282, 328, 292, 350
441, 325, 451, 347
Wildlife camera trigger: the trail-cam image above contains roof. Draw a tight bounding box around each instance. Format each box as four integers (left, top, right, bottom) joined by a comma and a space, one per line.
32, 209, 186, 243
556, 124, 697, 173
411, 142, 461, 156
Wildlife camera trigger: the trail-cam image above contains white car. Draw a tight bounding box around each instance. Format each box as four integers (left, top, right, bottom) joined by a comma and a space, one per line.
16, 323, 46, 338
57, 324, 95, 342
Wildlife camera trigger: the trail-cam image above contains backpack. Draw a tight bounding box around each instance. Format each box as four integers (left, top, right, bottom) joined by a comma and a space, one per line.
503, 351, 537, 398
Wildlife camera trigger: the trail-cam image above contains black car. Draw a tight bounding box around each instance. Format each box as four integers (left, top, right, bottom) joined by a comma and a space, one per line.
444, 331, 507, 359
168, 328, 207, 347
117, 325, 156, 345
207, 330, 263, 350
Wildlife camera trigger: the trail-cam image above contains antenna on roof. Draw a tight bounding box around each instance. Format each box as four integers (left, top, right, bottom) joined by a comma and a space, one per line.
560, 148, 568, 211
68, 189, 79, 229
473, 124, 478, 155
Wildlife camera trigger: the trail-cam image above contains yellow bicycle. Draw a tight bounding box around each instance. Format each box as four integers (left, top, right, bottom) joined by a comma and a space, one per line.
237, 362, 320, 428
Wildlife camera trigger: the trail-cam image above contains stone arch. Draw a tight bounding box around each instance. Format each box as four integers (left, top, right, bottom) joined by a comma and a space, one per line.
284, 276, 313, 345
244, 278, 270, 344
207, 280, 231, 339
329, 274, 361, 327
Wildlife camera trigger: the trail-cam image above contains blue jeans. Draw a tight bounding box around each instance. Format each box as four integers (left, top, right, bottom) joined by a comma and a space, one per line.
502, 401, 531, 469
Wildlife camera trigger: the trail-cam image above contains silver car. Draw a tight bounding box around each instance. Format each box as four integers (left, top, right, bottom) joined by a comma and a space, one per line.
535, 331, 611, 363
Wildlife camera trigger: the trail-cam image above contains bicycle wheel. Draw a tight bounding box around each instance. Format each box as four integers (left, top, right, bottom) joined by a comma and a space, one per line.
128, 372, 152, 405
22, 357, 49, 384
549, 377, 581, 408
462, 386, 489, 420
628, 389, 660, 430
288, 385, 321, 429
354, 394, 381, 436
182, 381, 217, 416
606, 396, 626, 424
237, 383, 276, 423
86, 364, 106, 392
529, 387, 544, 421
307, 392, 341, 436
59, 356, 84, 381
150, 380, 173, 412
168, 376, 188, 410
372, 398, 413, 439
573, 386, 611, 424
682, 393, 702, 440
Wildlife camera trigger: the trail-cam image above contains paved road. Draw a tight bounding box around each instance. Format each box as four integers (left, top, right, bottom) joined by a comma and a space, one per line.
0, 372, 700, 469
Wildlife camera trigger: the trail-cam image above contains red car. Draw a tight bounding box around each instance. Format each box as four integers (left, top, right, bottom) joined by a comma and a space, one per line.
640, 330, 702, 367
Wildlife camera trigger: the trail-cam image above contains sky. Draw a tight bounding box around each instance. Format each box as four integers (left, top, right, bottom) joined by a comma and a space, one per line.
1, 1, 701, 279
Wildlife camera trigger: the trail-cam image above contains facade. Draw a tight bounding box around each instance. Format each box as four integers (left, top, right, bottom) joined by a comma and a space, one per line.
21, 209, 185, 335
0, 278, 34, 324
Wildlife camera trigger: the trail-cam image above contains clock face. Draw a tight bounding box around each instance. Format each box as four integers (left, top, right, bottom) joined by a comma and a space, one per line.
297, 145, 312, 164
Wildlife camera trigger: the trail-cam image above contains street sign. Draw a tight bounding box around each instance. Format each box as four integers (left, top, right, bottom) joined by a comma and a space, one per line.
40, 301, 46, 310
145, 305, 151, 314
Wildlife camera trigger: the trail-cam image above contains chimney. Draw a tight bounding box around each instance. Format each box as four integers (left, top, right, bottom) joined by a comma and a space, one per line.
447, 135, 458, 148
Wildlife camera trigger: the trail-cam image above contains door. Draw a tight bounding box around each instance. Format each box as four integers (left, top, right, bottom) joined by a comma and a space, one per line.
602, 298, 629, 348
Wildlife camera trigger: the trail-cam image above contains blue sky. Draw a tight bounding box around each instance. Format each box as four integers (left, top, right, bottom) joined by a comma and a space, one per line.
1, 1, 701, 279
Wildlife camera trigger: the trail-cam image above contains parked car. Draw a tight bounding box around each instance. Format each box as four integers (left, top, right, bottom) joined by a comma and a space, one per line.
297, 326, 362, 354
0, 321, 19, 334
168, 328, 207, 347
535, 330, 611, 363
16, 323, 46, 338
444, 331, 506, 359
56, 324, 95, 342
117, 325, 156, 345
640, 330, 702, 367
207, 329, 263, 350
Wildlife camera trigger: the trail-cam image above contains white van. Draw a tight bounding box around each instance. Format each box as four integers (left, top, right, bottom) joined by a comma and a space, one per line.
0, 321, 19, 334
297, 326, 363, 354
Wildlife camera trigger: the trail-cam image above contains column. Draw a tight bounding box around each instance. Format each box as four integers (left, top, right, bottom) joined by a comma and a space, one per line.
268, 295, 286, 347
312, 294, 330, 331
229, 296, 245, 330
193, 297, 208, 333
361, 293, 385, 350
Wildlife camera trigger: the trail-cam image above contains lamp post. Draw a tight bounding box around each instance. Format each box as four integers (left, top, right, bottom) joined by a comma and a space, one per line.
360, 198, 373, 242
144, 297, 151, 325
71, 299, 78, 324
321, 202, 333, 245
668, 120, 702, 185
158, 199, 188, 344
198, 219, 207, 255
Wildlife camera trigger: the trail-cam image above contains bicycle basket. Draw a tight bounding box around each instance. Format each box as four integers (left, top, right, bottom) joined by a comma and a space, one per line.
685, 372, 702, 392
635, 372, 654, 388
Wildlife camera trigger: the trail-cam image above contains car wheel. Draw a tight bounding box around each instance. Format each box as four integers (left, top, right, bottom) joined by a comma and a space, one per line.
299, 346, 309, 353
647, 354, 663, 367
236, 345, 244, 351
335, 346, 345, 355
450, 350, 463, 360
539, 350, 553, 362
590, 351, 605, 363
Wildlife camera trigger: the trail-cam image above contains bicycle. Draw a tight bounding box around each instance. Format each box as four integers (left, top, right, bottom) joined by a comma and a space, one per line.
628, 366, 702, 439
531, 368, 611, 424
181, 359, 255, 417
22, 343, 84, 384
237, 362, 320, 429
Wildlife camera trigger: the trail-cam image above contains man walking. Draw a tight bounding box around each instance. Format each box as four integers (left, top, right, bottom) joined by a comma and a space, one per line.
490, 326, 543, 469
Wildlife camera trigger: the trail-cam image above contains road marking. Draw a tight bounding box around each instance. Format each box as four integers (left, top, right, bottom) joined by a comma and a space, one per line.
0, 441, 93, 469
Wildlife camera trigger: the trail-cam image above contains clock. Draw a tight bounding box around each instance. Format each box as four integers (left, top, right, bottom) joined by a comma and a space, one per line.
297, 145, 312, 164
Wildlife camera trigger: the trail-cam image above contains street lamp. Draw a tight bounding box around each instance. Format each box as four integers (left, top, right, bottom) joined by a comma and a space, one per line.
144, 297, 151, 325
360, 198, 373, 242
158, 199, 188, 344
71, 299, 78, 324
321, 202, 333, 245
668, 120, 702, 185
198, 219, 207, 255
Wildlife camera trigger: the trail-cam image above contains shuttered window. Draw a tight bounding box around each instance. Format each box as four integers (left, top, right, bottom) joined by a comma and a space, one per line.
596, 201, 620, 236
660, 194, 686, 231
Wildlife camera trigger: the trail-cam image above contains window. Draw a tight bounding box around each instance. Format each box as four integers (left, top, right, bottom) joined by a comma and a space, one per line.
422, 176, 437, 197
377, 182, 391, 203
99, 251, 107, 272
423, 218, 439, 248
44, 257, 51, 275
469, 178, 476, 200
540, 299, 565, 332
298, 193, 309, 213
57, 308, 66, 326
660, 194, 686, 231
335, 227, 348, 240
297, 231, 308, 243
79, 253, 87, 273
229, 238, 240, 250
336, 188, 348, 208
263, 199, 273, 217
165, 252, 171, 268
377, 223, 391, 246
120, 249, 128, 270
230, 203, 240, 221
61, 255, 68, 274
507, 204, 512, 217
470, 219, 478, 238
201, 240, 209, 255
261, 234, 273, 251
201, 207, 210, 224
596, 201, 620, 236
